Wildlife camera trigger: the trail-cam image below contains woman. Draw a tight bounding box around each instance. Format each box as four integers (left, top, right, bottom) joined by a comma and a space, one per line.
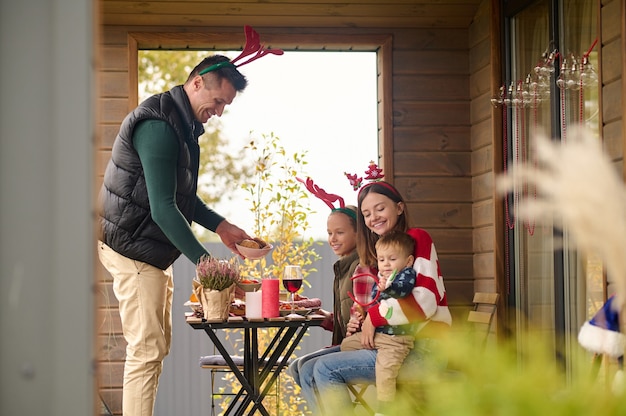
309, 179, 452, 415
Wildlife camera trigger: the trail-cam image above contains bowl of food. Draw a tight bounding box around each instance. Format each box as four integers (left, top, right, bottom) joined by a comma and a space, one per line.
237, 278, 262, 292
235, 238, 273, 260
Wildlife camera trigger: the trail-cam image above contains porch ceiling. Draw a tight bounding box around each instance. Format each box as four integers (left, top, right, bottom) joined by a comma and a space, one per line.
101, 0, 483, 29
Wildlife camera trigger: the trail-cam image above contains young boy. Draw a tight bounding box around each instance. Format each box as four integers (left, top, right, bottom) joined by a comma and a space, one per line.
340, 230, 417, 413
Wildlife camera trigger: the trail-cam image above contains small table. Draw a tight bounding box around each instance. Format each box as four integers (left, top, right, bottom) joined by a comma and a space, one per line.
188, 315, 324, 416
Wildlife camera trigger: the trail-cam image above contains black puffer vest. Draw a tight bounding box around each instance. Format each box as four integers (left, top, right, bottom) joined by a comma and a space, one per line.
99, 86, 203, 269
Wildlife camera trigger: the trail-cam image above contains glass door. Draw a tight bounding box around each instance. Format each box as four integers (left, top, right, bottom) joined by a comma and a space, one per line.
508, 0, 556, 354
504, 0, 601, 371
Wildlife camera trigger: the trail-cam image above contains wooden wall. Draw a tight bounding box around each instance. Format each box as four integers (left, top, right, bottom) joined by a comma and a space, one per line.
92, 0, 626, 413
390, 24, 475, 312
602, 0, 624, 170
96, 27, 480, 289
468, 0, 503, 334
469, 0, 498, 296
601, 0, 625, 296
97, 8, 486, 416
97, 25, 480, 414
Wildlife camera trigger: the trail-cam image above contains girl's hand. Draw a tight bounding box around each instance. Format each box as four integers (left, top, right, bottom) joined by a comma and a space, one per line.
346, 314, 362, 336
360, 315, 376, 349
318, 308, 332, 318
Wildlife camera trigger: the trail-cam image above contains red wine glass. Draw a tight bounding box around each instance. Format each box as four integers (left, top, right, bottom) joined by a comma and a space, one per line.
283, 265, 303, 313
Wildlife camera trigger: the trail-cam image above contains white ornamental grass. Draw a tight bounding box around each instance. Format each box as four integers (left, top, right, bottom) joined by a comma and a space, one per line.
497, 127, 626, 307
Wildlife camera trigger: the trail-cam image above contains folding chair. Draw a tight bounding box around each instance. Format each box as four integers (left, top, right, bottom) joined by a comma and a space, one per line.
467, 292, 499, 346
347, 382, 376, 415
200, 354, 289, 415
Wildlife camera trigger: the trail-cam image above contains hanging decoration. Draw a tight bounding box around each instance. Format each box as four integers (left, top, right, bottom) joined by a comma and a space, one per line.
492, 38, 598, 235
493, 39, 598, 295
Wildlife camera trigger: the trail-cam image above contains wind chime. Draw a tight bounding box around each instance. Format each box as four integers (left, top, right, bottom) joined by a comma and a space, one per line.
491, 39, 598, 292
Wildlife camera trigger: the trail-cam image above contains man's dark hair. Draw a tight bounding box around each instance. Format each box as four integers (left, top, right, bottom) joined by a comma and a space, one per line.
186, 54, 248, 91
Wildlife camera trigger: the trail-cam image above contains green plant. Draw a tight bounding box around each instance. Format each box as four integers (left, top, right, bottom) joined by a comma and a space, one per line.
239, 132, 321, 285
216, 132, 321, 415
428, 327, 626, 415
196, 255, 241, 291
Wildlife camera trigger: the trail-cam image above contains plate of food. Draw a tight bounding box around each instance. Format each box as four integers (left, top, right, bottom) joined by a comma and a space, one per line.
235, 238, 273, 259
184, 300, 202, 313
279, 305, 311, 317
229, 299, 246, 317
184, 292, 203, 315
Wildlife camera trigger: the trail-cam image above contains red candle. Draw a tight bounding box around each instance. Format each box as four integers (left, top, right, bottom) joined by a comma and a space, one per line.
261, 278, 279, 318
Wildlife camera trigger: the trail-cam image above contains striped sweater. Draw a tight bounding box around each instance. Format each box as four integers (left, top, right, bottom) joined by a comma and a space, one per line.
367, 228, 452, 334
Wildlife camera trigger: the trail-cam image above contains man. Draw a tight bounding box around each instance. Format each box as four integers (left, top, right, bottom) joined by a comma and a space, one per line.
98, 54, 253, 416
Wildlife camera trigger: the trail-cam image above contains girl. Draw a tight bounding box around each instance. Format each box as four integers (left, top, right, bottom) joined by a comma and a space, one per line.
288, 178, 360, 413
310, 179, 452, 416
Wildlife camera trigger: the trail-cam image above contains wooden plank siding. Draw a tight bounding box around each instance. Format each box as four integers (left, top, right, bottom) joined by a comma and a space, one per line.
469, 0, 501, 321
95, 0, 498, 413
94, 0, 626, 412
101, 0, 481, 29
601, 0, 625, 295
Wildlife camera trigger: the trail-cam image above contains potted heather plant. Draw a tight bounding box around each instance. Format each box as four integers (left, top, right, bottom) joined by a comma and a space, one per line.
193, 255, 241, 321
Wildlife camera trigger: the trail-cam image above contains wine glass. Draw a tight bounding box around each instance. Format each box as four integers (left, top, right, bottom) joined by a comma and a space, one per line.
283, 265, 303, 314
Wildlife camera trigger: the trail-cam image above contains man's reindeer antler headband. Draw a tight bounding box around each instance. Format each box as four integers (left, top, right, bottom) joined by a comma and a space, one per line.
345, 161, 400, 197
296, 177, 357, 221
199, 26, 284, 75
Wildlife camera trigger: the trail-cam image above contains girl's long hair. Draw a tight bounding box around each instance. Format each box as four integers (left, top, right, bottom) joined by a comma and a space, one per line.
356, 182, 409, 267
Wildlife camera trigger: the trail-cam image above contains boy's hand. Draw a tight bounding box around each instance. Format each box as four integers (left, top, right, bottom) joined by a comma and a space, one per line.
378, 274, 387, 290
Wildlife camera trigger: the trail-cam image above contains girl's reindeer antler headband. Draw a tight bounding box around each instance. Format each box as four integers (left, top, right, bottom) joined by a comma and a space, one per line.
345, 161, 400, 197
199, 26, 284, 75
296, 177, 357, 221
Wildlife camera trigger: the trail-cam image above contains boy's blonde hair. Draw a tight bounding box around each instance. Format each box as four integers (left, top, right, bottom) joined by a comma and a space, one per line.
375, 230, 415, 258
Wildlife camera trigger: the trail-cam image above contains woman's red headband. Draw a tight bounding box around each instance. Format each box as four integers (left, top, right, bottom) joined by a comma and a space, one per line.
345, 161, 400, 198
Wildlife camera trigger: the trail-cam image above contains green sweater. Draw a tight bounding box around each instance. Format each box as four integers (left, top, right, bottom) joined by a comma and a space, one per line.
132, 119, 225, 264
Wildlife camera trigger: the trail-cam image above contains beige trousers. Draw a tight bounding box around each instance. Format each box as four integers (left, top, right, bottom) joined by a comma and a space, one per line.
341, 332, 414, 401
98, 241, 174, 416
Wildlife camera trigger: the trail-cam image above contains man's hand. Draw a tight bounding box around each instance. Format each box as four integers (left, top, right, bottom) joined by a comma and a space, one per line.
215, 220, 250, 258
